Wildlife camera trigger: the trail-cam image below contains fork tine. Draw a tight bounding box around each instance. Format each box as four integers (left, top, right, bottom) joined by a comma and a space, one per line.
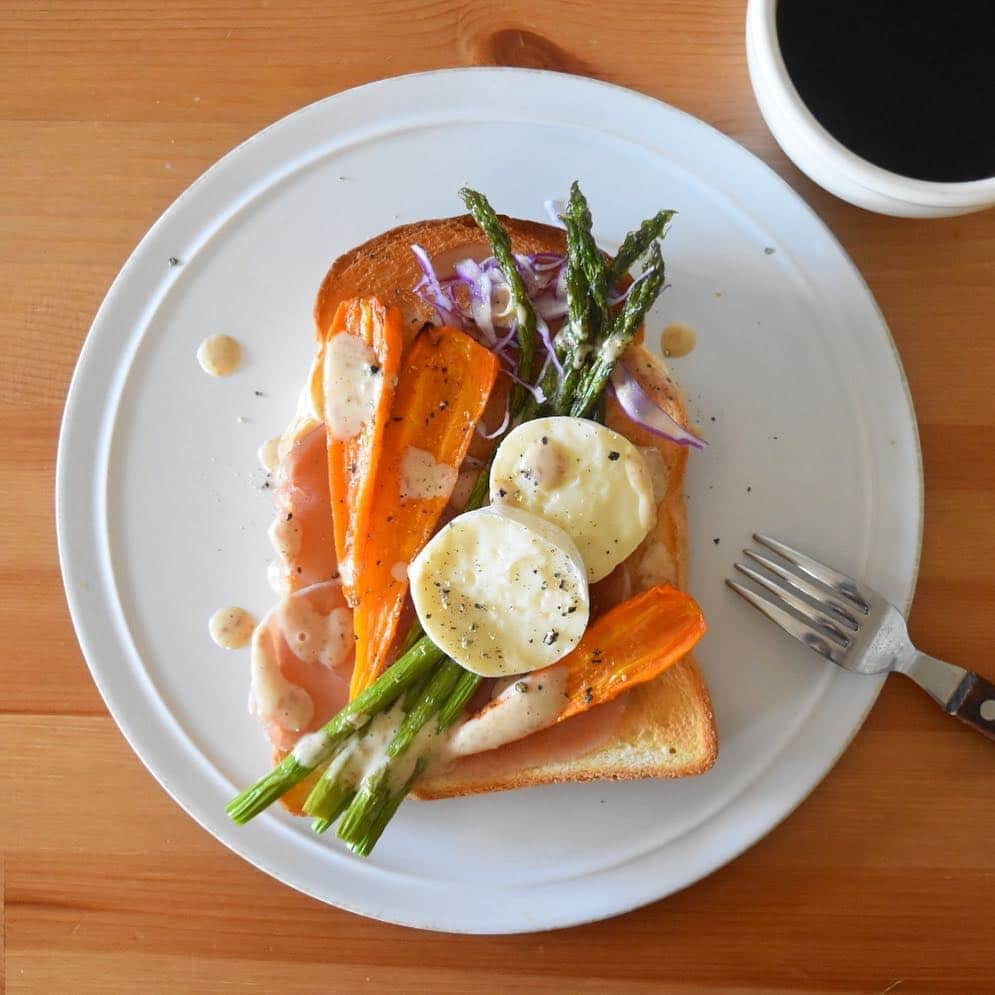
734, 562, 853, 645
744, 548, 860, 629
753, 534, 870, 613
726, 579, 848, 664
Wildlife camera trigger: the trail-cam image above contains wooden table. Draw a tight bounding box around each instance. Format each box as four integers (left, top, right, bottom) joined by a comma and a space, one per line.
3, 2, 993, 991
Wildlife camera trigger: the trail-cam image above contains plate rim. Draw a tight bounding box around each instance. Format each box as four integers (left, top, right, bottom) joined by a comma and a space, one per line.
56, 67, 923, 933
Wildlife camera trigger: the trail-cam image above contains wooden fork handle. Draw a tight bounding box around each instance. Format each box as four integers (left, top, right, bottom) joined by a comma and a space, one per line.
947, 672, 995, 741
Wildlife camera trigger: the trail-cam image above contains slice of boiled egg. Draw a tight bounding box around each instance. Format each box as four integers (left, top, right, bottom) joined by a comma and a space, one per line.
489, 416, 656, 582
408, 506, 589, 677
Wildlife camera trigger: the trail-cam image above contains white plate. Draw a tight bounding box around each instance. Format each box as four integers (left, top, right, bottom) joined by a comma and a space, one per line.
57, 69, 922, 933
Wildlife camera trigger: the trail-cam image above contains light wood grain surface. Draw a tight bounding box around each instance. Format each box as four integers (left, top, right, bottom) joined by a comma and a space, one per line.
3, 2, 994, 992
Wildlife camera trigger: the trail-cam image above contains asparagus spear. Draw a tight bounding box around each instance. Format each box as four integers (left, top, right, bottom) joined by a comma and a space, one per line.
339, 758, 427, 857
355, 668, 484, 847
460, 187, 540, 402
335, 655, 462, 849
437, 668, 483, 730
564, 182, 610, 344
335, 654, 484, 852
336, 765, 391, 848
551, 189, 603, 411
226, 636, 444, 824
607, 209, 675, 287
569, 241, 666, 420
387, 658, 463, 757
305, 744, 359, 831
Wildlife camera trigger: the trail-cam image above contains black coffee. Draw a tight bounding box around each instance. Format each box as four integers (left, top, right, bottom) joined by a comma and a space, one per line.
776, 0, 995, 183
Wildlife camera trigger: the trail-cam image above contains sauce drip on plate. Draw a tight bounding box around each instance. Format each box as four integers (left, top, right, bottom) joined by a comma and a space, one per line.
208, 606, 256, 649
197, 334, 243, 377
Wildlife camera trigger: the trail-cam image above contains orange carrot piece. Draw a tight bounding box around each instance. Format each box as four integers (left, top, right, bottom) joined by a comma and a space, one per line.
323, 298, 404, 601
468, 584, 706, 731
349, 326, 499, 699
555, 583, 706, 721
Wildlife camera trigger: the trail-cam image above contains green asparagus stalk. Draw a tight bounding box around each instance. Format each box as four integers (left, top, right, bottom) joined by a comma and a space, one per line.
565, 182, 610, 343
307, 771, 357, 832
460, 187, 541, 400
396, 617, 424, 657
302, 725, 368, 829
437, 668, 484, 730
552, 204, 600, 410
336, 765, 390, 847
388, 658, 463, 757
226, 636, 444, 824
401, 666, 434, 711
334, 657, 481, 853
607, 209, 675, 287
341, 758, 427, 857
334, 655, 462, 845
569, 241, 666, 420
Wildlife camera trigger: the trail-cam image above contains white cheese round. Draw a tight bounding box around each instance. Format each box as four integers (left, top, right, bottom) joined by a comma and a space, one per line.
489, 416, 657, 582
408, 506, 590, 677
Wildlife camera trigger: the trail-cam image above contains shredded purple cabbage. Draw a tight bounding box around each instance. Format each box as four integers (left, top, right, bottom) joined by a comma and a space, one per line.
411, 241, 628, 405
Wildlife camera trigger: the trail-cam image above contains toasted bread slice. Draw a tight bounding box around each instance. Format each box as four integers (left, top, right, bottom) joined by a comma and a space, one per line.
312, 215, 717, 798
315, 215, 567, 346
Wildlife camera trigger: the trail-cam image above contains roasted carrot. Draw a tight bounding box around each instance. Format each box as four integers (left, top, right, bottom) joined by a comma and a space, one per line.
322, 298, 404, 600
555, 583, 706, 721
349, 326, 499, 699
463, 584, 706, 738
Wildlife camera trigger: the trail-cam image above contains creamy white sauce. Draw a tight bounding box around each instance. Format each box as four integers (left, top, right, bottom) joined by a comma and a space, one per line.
450, 668, 569, 756
338, 557, 356, 589
639, 446, 670, 501
323, 333, 381, 441
388, 716, 448, 791
314, 737, 360, 783
295, 666, 573, 786
355, 705, 453, 792
258, 435, 282, 473
196, 334, 242, 377
292, 729, 331, 767
338, 705, 405, 787
249, 624, 315, 732
249, 583, 352, 733
300, 703, 449, 796
599, 336, 628, 365
399, 446, 458, 502
208, 606, 256, 649
277, 598, 352, 669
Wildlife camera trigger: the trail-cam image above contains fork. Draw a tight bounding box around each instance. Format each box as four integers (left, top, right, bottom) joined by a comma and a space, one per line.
727, 534, 995, 741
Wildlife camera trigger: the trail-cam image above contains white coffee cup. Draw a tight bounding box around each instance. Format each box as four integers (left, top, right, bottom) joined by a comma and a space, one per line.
746, 0, 995, 218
